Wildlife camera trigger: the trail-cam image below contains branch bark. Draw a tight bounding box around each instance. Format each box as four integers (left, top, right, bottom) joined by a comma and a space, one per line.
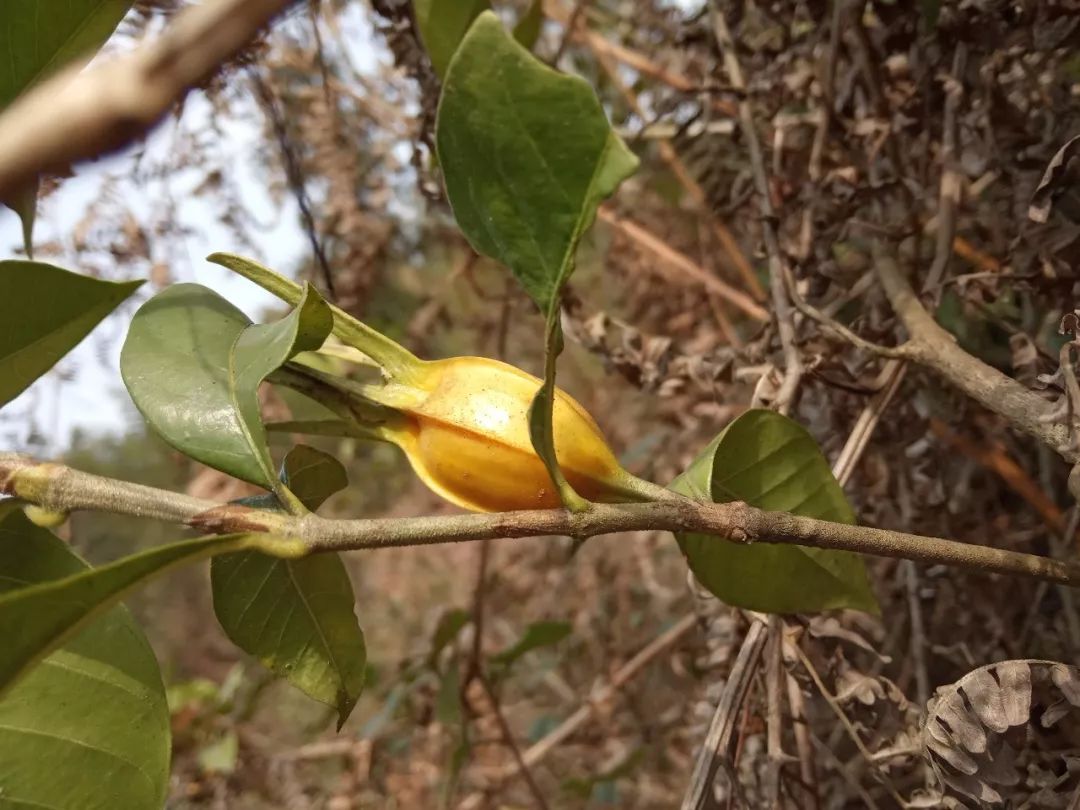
874, 253, 1074, 461
0, 0, 295, 200
4, 452, 1080, 587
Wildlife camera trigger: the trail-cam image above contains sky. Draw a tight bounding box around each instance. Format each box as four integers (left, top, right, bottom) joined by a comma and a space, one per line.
0, 4, 384, 454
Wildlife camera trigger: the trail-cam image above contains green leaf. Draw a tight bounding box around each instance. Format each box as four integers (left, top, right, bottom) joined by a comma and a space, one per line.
491, 619, 571, 671
211, 446, 365, 728
670, 410, 878, 614
436, 10, 638, 312
0, 519, 280, 696
121, 283, 333, 494
0, 260, 141, 407
436, 11, 636, 510
513, 0, 544, 49
0, 0, 132, 111
413, 0, 491, 78
0, 505, 170, 810
280, 444, 348, 511
230, 285, 334, 504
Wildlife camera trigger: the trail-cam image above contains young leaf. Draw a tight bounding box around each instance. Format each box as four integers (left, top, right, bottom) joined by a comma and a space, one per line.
211, 445, 366, 728
0, 505, 170, 810
0, 524, 286, 696
436, 11, 638, 312
413, 0, 491, 78
279, 443, 349, 511
121, 283, 333, 493
436, 11, 637, 509
669, 410, 878, 614
0, 260, 142, 407
491, 619, 571, 673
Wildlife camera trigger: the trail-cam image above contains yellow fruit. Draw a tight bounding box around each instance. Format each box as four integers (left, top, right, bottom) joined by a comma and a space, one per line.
371, 356, 638, 512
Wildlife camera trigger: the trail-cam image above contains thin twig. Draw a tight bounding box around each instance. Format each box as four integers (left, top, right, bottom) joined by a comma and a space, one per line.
478, 673, 551, 810
786, 671, 820, 810
598, 207, 768, 321
792, 644, 906, 808
832, 360, 908, 487
0, 0, 296, 200
711, 5, 803, 413
765, 616, 787, 809
248, 67, 336, 297
682, 618, 768, 810
922, 43, 968, 295
588, 42, 763, 301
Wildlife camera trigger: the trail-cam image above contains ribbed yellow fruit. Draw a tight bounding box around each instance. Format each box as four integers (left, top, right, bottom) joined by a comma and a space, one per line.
373, 356, 637, 512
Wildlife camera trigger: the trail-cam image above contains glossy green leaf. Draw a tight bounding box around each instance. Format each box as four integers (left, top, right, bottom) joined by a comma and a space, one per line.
413, 0, 490, 78
0, 505, 169, 810
230, 284, 334, 503
0, 521, 283, 696
121, 283, 333, 494
670, 410, 878, 614
491, 619, 571, 672
513, 0, 544, 49
211, 446, 365, 728
436, 11, 636, 511
0, 0, 132, 111
436, 10, 638, 312
0, 260, 141, 407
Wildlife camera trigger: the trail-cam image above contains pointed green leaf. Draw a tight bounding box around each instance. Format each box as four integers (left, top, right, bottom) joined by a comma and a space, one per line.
436, 11, 637, 510
413, 0, 491, 78
121, 283, 333, 492
513, 0, 544, 49
0, 521, 282, 696
491, 619, 571, 672
0, 1, 132, 111
230, 284, 334, 501
0, 260, 142, 407
211, 445, 365, 728
280, 444, 348, 511
436, 10, 638, 312
670, 410, 879, 614
0, 505, 170, 810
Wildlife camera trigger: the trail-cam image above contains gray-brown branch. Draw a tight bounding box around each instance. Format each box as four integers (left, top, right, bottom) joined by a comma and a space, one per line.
3, 453, 1079, 587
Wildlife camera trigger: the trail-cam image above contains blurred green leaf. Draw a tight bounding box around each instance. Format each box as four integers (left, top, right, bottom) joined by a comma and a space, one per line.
121, 283, 333, 494
0, 1, 131, 110
0, 516, 277, 696
0, 505, 169, 810
0, 1, 133, 247
670, 409, 878, 614
212, 446, 365, 729
436, 10, 637, 312
429, 608, 470, 665
492, 619, 571, 672
0, 260, 141, 407
197, 730, 239, 775
513, 0, 544, 49
413, 0, 490, 78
